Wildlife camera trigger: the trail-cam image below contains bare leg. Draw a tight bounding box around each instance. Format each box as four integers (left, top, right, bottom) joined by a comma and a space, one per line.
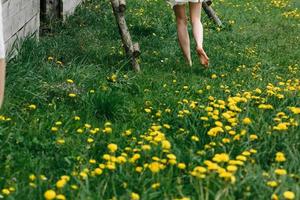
0, 59, 5, 108
174, 5, 192, 66
190, 2, 209, 67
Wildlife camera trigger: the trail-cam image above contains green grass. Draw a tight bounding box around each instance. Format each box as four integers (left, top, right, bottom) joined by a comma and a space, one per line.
0, 0, 299, 199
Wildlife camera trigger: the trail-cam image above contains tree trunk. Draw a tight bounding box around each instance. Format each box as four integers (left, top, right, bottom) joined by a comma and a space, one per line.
202, 1, 223, 26
110, 0, 141, 72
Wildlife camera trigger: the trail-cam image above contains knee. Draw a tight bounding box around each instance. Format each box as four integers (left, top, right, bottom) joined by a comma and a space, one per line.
190, 16, 201, 26
176, 16, 188, 26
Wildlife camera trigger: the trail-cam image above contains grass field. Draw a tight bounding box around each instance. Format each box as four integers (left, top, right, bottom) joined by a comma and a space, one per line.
0, 0, 300, 199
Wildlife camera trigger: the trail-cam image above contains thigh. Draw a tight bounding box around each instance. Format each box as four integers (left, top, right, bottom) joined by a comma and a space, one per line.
174, 4, 187, 22
189, 2, 202, 20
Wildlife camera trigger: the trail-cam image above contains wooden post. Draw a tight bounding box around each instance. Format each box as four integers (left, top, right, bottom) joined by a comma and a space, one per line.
205, 0, 212, 6
110, 0, 141, 72
119, 0, 126, 12
202, 1, 223, 27
41, 0, 61, 20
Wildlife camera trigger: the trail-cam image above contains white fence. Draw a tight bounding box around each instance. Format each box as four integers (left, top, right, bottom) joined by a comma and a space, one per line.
1, 0, 83, 56
63, 0, 83, 17
2, 0, 40, 55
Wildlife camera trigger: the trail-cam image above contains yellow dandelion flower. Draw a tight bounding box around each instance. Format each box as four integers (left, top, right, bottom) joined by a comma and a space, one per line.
207, 127, 224, 137
56, 61, 63, 65
117, 156, 127, 164
274, 168, 287, 175
87, 138, 94, 143
177, 163, 186, 169
267, 181, 278, 188
28, 104, 37, 110
141, 145, 151, 151
60, 175, 70, 181
249, 149, 257, 154
236, 155, 247, 161
68, 93, 76, 97
135, 166, 143, 173
108, 143, 118, 153
74, 116, 80, 120
242, 117, 252, 124
80, 171, 88, 179
273, 123, 288, 131
29, 174, 36, 181
275, 152, 286, 162
151, 183, 160, 189
288, 107, 300, 114
161, 140, 171, 149
169, 159, 177, 165
66, 79, 74, 84
191, 135, 199, 142
56, 194, 66, 200
149, 162, 161, 173
222, 138, 231, 143
2, 189, 10, 195
89, 159, 96, 164
77, 128, 84, 133
227, 165, 238, 172
213, 153, 230, 163
71, 185, 78, 190
194, 166, 207, 173
258, 104, 274, 109
211, 74, 217, 79
163, 124, 171, 129
51, 127, 58, 132
131, 192, 140, 200
215, 121, 223, 127
103, 127, 112, 134
283, 191, 295, 200
44, 190, 56, 200
271, 194, 279, 200
228, 160, 244, 166
56, 179, 66, 188
144, 108, 152, 113
56, 139, 65, 144
94, 168, 103, 175
242, 151, 251, 156
200, 116, 209, 121
40, 175, 48, 181
250, 134, 258, 141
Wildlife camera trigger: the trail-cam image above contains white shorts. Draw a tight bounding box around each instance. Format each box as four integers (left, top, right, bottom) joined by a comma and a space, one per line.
167, 0, 204, 8
0, 3, 5, 59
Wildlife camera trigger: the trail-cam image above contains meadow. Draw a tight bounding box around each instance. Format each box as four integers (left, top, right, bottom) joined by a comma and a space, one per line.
0, 0, 299, 199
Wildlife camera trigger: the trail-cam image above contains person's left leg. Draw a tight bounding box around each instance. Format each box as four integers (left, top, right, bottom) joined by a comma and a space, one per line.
174, 5, 192, 66
0, 59, 5, 108
189, 2, 209, 67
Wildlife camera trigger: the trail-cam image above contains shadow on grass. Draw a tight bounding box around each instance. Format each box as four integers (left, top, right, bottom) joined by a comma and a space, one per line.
86, 90, 129, 122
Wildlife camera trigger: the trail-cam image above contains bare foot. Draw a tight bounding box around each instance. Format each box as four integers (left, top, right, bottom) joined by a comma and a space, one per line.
188, 59, 192, 67
196, 47, 209, 67
184, 57, 193, 67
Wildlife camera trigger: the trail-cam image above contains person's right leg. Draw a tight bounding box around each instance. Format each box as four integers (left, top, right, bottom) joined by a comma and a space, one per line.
0, 59, 5, 108
174, 5, 192, 66
189, 2, 209, 67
